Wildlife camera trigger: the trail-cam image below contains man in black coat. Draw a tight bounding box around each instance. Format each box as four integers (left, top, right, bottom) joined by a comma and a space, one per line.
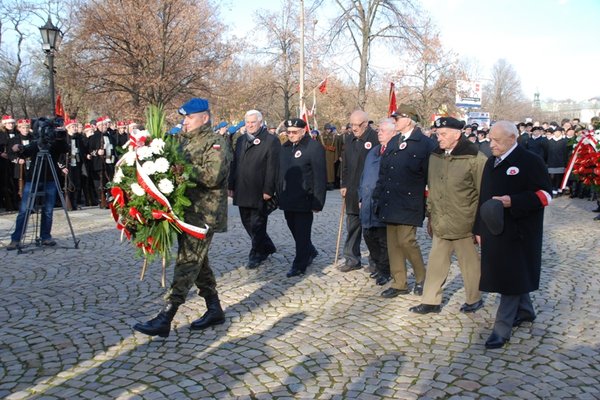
339, 110, 378, 272
475, 121, 552, 349
229, 109, 281, 269
374, 105, 437, 298
278, 118, 327, 277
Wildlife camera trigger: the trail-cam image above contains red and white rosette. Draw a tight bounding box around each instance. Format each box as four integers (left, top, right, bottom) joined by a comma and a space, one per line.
136, 159, 208, 239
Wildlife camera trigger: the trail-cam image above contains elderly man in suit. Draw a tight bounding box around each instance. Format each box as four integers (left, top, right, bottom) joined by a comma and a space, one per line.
475, 120, 552, 349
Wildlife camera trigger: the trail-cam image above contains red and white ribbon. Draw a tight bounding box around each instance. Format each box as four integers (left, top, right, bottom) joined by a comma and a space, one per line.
560, 131, 599, 190
136, 159, 208, 239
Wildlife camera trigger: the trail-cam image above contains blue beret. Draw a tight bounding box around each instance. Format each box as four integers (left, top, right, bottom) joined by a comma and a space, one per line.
168, 120, 183, 135
178, 98, 209, 115
214, 121, 228, 130
227, 126, 238, 135
236, 121, 245, 129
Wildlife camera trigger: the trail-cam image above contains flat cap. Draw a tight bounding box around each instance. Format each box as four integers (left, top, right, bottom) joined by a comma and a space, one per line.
178, 98, 209, 115
434, 117, 466, 130
391, 104, 418, 121
480, 199, 504, 235
285, 118, 307, 129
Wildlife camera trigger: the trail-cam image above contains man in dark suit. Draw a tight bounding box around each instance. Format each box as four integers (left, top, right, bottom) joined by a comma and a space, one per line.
278, 118, 327, 277
229, 110, 281, 269
475, 120, 552, 349
374, 105, 437, 298
339, 110, 378, 272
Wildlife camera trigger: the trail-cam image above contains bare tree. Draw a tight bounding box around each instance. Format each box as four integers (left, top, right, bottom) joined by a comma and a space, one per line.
484, 58, 529, 120
329, 0, 424, 108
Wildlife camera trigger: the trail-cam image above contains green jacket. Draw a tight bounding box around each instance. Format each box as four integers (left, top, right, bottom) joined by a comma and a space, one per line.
427, 137, 487, 239
179, 123, 232, 233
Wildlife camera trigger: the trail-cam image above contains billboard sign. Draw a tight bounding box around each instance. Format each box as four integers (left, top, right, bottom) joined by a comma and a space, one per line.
456, 80, 482, 108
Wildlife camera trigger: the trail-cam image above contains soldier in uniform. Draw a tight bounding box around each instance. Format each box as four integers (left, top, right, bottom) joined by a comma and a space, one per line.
228, 110, 280, 269
81, 123, 98, 206
322, 123, 340, 190
115, 121, 129, 147
1, 115, 18, 211
278, 118, 327, 277
133, 98, 232, 337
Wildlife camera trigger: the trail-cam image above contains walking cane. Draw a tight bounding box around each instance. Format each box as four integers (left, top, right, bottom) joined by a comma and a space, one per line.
334, 200, 345, 266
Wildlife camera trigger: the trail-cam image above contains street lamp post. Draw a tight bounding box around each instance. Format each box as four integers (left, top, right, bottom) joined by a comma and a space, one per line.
39, 16, 62, 115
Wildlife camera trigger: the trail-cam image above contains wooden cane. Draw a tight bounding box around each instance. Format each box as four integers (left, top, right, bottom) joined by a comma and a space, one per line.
334, 200, 345, 266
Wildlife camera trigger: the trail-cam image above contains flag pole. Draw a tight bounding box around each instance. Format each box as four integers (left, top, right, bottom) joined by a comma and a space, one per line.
299, 0, 305, 114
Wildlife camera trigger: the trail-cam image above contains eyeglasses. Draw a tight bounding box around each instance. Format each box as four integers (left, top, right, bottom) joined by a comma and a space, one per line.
286, 130, 304, 134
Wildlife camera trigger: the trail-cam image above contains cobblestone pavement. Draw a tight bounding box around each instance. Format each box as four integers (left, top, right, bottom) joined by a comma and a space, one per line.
0, 193, 599, 399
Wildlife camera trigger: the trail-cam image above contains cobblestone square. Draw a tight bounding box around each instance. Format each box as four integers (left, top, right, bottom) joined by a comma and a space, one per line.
1, 193, 598, 399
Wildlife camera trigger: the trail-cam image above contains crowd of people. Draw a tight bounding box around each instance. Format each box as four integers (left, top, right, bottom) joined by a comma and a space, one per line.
1, 103, 598, 349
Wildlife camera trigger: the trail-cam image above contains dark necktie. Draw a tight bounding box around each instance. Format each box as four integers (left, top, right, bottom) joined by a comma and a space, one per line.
494, 157, 502, 167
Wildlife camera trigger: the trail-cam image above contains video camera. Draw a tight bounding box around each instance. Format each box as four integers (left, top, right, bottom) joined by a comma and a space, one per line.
31, 117, 67, 151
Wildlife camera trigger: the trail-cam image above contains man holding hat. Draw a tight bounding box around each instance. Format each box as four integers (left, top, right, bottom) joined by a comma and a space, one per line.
133, 98, 232, 337
474, 120, 552, 349
278, 118, 327, 277
409, 117, 487, 314
374, 105, 436, 298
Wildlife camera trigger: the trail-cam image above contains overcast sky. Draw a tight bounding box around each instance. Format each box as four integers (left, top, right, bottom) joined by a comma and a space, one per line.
221, 0, 600, 102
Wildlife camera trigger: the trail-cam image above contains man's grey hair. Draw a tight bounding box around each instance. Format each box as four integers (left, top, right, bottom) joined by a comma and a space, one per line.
379, 118, 396, 132
245, 109, 263, 121
492, 120, 519, 138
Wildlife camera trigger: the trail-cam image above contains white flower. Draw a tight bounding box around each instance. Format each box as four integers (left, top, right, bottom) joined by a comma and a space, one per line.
158, 178, 174, 195
136, 145, 153, 160
154, 157, 170, 173
113, 168, 124, 183
122, 150, 137, 166
150, 138, 166, 155
142, 160, 156, 175
131, 183, 145, 196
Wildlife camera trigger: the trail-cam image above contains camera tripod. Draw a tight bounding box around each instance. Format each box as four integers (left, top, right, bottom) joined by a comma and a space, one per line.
16, 149, 79, 253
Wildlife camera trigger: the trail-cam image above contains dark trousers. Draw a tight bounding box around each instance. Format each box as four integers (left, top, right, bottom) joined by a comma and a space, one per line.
284, 211, 315, 271
363, 226, 389, 277
493, 293, 535, 339
0, 160, 17, 210
167, 231, 216, 304
343, 213, 362, 266
239, 206, 276, 260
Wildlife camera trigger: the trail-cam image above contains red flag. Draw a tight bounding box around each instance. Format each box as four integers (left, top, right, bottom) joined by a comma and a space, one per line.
301, 105, 311, 133
318, 78, 328, 94
55, 94, 65, 118
388, 82, 397, 117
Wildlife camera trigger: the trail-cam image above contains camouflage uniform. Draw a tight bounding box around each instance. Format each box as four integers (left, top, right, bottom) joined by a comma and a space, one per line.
165, 122, 231, 305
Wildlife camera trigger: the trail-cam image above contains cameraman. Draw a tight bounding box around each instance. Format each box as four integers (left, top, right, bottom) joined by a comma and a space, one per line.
6, 122, 69, 250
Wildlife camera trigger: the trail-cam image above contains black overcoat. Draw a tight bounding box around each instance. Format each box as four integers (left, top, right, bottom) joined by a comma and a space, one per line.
475, 144, 552, 295
374, 127, 436, 227
341, 126, 378, 215
229, 127, 281, 208
278, 135, 327, 212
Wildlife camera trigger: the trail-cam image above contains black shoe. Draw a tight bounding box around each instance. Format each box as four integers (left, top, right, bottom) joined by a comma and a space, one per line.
592, 207, 600, 212
339, 262, 361, 272
485, 332, 509, 349
513, 315, 536, 327
246, 256, 262, 269
133, 302, 179, 337
307, 248, 318, 265
460, 299, 484, 313
42, 239, 56, 247
190, 295, 225, 330
375, 275, 391, 286
286, 267, 305, 278
413, 282, 424, 296
409, 304, 441, 314
381, 287, 410, 298
7, 241, 19, 251
594, 214, 600, 221
369, 271, 379, 279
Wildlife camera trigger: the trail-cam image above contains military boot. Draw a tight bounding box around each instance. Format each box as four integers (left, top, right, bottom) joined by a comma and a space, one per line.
190, 294, 225, 330
133, 302, 179, 338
